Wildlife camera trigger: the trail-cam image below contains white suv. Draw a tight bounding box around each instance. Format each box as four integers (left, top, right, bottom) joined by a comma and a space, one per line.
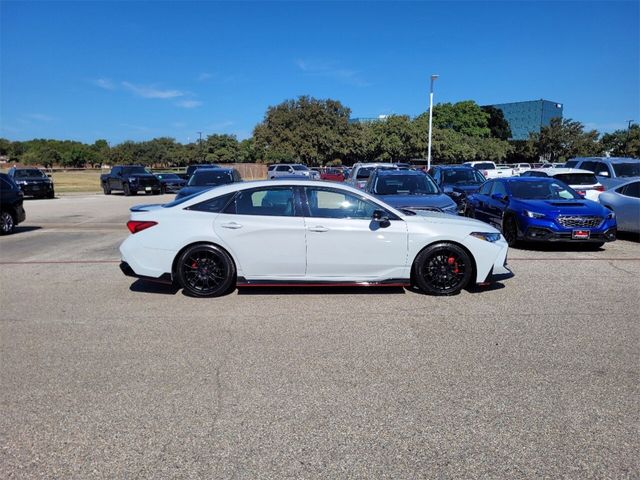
520, 168, 604, 200
267, 164, 319, 180
347, 162, 397, 189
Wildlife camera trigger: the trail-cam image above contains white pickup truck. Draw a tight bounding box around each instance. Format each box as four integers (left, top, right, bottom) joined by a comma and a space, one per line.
463, 161, 514, 179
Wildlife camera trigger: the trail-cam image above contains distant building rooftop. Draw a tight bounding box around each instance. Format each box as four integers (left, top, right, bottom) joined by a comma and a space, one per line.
486, 99, 563, 140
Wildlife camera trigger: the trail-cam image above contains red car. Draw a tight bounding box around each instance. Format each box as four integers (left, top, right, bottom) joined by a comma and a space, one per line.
320, 168, 345, 182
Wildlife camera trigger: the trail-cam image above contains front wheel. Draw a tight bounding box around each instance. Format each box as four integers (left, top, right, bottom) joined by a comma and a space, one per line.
0, 211, 15, 235
502, 215, 519, 247
176, 244, 236, 297
103, 183, 111, 195
123, 183, 133, 196
412, 243, 473, 295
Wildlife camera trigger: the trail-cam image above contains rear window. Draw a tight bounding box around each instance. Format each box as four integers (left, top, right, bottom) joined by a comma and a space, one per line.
612, 163, 640, 178
188, 171, 233, 186
356, 167, 373, 179
564, 160, 579, 168
473, 163, 495, 170
554, 173, 598, 185
292, 165, 308, 171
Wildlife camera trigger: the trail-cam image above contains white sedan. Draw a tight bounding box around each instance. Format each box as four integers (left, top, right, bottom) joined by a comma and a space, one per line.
119, 180, 513, 297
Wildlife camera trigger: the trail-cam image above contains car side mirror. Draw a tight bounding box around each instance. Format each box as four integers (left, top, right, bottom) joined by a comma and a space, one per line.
372, 209, 391, 228
491, 193, 508, 202
598, 171, 609, 177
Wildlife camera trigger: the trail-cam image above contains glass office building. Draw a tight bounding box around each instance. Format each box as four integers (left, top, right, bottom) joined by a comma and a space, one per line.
489, 100, 563, 140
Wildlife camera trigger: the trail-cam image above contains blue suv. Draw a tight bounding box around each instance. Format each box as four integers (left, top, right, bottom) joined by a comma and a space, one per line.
428, 165, 486, 212
466, 177, 617, 247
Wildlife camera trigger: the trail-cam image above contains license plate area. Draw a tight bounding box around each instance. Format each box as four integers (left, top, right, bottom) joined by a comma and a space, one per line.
572, 229, 590, 240
145, 186, 152, 191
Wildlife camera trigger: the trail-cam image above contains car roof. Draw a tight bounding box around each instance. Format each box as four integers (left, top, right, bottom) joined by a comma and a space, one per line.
376, 169, 425, 176
527, 168, 595, 175
193, 167, 233, 173
571, 157, 640, 164
499, 177, 557, 183
433, 165, 476, 170
354, 162, 395, 168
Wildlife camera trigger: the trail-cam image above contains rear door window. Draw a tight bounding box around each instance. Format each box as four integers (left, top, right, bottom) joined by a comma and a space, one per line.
619, 181, 640, 198
225, 187, 296, 217
479, 181, 493, 195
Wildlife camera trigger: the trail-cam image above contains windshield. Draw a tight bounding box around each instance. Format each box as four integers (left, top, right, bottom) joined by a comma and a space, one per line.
157, 173, 179, 179
554, 173, 597, 185
612, 163, 640, 178
442, 169, 485, 185
473, 162, 495, 170
373, 174, 439, 195
508, 180, 580, 200
292, 165, 308, 171
122, 166, 149, 175
188, 171, 233, 186
14, 169, 46, 178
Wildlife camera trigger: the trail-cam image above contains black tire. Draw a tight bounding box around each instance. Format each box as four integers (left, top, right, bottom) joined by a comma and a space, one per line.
103, 183, 111, 195
160, 185, 166, 194
412, 242, 473, 295
465, 204, 476, 218
47, 189, 55, 199
0, 211, 15, 235
123, 183, 132, 196
502, 215, 519, 247
177, 244, 236, 297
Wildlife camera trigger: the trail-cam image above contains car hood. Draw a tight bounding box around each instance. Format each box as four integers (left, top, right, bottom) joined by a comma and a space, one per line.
511, 198, 608, 215
444, 184, 481, 194
378, 193, 455, 209
405, 210, 501, 231
128, 173, 158, 179
159, 178, 185, 184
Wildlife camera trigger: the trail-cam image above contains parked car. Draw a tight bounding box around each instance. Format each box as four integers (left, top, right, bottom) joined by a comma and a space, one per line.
154, 173, 187, 194
267, 164, 319, 180
7, 167, 55, 198
428, 165, 486, 212
0, 173, 26, 234
320, 168, 345, 182
347, 162, 396, 189
364, 169, 458, 214
598, 180, 640, 234
511, 163, 532, 175
564, 157, 640, 188
175, 167, 242, 200
462, 161, 514, 179
185, 164, 220, 180
119, 179, 512, 297
101, 165, 161, 196
520, 168, 604, 201
466, 177, 617, 247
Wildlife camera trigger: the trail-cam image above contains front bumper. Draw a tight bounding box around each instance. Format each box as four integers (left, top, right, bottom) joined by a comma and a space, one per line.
18, 182, 54, 196
518, 215, 617, 243
162, 183, 184, 192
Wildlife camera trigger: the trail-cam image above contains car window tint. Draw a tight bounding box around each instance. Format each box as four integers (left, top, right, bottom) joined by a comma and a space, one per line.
226, 187, 295, 216
620, 181, 640, 198
276, 165, 289, 172
186, 192, 236, 213
305, 188, 379, 219
594, 162, 610, 175
580, 161, 597, 173
479, 181, 493, 195
491, 182, 507, 196
554, 173, 597, 185
564, 160, 579, 168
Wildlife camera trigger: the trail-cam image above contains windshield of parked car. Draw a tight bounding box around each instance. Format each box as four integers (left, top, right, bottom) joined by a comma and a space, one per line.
157, 173, 180, 180
14, 169, 46, 178
473, 162, 495, 170
122, 166, 149, 175
612, 163, 640, 178
373, 174, 439, 195
508, 180, 579, 200
553, 173, 598, 185
292, 165, 308, 171
188, 170, 233, 186
442, 169, 485, 185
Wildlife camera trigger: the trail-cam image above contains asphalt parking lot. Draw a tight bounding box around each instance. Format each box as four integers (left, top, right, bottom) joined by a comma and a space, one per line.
1, 194, 639, 479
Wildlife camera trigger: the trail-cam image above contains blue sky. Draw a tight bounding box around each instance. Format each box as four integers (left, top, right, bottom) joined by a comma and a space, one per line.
1, 1, 638, 144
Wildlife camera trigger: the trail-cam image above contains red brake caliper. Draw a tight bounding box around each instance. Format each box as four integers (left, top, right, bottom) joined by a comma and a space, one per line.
192, 261, 198, 268
447, 256, 459, 274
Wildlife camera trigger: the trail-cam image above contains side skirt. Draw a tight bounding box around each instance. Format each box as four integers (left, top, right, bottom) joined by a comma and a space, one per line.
236, 277, 411, 288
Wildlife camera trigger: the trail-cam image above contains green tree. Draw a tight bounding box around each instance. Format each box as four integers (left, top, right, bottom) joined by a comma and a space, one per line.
204, 134, 239, 163
253, 96, 351, 165
600, 124, 640, 157
481, 106, 512, 140
533, 118, 601, 161
430, 100, 491, 138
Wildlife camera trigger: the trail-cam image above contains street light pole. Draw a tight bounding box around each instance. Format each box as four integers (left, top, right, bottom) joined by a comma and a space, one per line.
626, 120, 634, 155
427, 74, 439, 171
197, 131, 203, 161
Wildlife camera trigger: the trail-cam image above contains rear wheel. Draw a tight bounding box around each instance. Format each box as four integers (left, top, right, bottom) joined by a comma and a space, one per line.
103, 183, 111, 195
502, 215, 519, 247
177, 244, 236, 297
0, 211, 15, 235
413, 243, 473, 295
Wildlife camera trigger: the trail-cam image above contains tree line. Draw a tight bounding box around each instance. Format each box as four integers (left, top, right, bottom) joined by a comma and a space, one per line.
1, 97, 638, 168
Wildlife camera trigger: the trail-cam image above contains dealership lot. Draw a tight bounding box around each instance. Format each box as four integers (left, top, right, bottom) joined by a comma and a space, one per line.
1, 194, 639, 478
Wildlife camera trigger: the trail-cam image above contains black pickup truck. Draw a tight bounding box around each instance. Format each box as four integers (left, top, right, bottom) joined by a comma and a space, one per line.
100, 165, 161, 196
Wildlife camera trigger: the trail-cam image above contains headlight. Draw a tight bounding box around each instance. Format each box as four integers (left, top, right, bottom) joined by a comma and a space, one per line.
606, 211, 615, 219
16, 180, 27, 185
129, 177, 138, 182
524, 210, 545, 219
470, 232, 502, 242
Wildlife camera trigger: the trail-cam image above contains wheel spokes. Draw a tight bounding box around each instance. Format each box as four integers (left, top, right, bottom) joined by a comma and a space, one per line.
183, 251, 227, 293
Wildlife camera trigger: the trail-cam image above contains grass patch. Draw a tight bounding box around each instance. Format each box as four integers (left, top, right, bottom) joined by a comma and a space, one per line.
51, 170, 103, 193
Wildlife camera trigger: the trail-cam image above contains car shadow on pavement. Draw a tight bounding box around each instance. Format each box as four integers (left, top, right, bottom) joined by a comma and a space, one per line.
405, 283, 506, 296
11, 226, 42, 234
129, 279, 180, 295
512, 242, 605, 252
617, 232, 640, 243
237, 286, 406, 296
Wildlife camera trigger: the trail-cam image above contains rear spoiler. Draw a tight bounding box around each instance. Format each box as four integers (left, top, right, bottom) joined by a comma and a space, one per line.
130, 204, 164, 212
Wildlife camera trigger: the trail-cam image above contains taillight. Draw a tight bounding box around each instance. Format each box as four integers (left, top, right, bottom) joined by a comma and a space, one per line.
127, 220, 157, 234
595, 185, 605, 192
482, 170, 488, 177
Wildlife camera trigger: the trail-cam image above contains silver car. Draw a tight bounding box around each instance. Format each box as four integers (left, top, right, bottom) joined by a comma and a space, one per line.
598, 180, 640, 233
267, 163, 319, 180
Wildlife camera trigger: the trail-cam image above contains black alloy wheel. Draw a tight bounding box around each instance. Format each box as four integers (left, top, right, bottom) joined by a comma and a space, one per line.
413, 242, 473, 295
103, 183, 111, 195
502, 215, 519, 247
177, 244, 236, 297
0, 211, 15, 235
123, 183, 133, 196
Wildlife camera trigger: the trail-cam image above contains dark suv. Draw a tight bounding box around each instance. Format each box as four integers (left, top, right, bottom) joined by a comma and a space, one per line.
7, 167, 55, 198
0, 173, 26, 234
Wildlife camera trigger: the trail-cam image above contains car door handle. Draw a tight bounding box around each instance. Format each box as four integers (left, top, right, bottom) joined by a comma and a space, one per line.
221, 222, 243, 229
308, 225, 329, 232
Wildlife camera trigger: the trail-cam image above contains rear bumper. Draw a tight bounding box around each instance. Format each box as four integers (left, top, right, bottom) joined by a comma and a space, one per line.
120, 261, 173, 284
